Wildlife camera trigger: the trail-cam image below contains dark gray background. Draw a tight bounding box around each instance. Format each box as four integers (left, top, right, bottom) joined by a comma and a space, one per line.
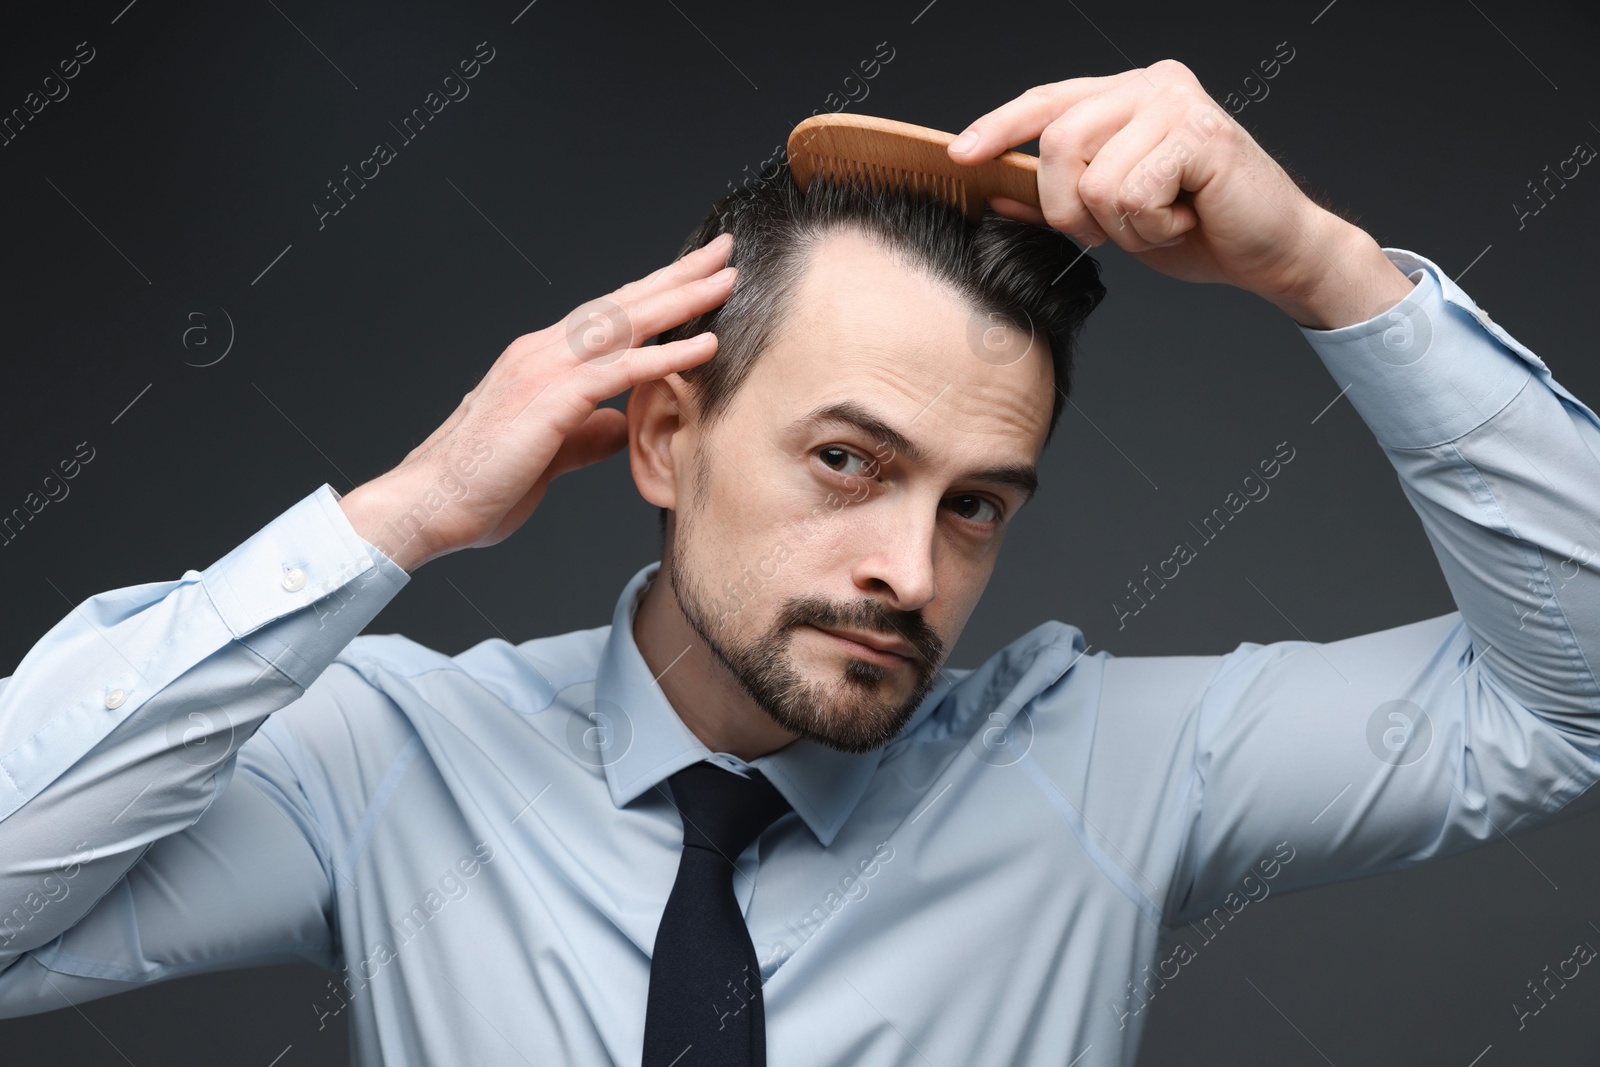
2, 0, 1598, 1063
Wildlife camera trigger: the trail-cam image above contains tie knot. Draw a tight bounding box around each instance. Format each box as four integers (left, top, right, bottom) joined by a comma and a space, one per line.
667, 761, 792, 859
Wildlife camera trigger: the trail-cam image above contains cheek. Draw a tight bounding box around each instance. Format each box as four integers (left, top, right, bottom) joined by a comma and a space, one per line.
681, 472, 814, 605
930, 554, 998, 636
697, 457, 831, 564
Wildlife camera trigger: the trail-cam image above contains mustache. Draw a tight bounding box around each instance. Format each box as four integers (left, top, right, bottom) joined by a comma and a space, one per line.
773, 595, 944, 665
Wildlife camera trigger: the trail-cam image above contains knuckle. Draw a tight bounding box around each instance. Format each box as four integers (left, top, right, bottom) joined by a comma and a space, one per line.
1156, 80, 1193, 106
1041, 208, 1077, 234
1151, 58, 1193, 81
509, 329, 544, 354
1076, 169, 1118, 209
1037, 122, 1077, 156
550, 381, 598, 421
563, 298, 635, 362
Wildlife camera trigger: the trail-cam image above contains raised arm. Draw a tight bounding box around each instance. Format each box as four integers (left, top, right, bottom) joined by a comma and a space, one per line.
0, 486, 409, 1010
1165, 247, 1600, 921
0, 238, 739, 1012
944, 61, 1600, 924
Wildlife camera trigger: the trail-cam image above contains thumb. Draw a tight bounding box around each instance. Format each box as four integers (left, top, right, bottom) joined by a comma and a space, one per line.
541, 406, 629, 483
487, 407, 628, 545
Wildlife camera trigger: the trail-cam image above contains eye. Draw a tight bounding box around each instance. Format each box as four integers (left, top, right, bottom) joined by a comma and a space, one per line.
817, 446, 874, 479
947, 493, 1002, 524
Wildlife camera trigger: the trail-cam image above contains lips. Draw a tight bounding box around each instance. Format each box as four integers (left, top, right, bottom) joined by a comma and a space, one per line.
809, 624, 916, 661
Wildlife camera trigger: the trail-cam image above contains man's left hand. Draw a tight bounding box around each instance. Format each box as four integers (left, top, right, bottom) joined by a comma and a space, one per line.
949, 59, 1416, 329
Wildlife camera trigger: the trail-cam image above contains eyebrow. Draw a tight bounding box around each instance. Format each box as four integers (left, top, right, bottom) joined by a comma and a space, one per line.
791, 400, 1040, 506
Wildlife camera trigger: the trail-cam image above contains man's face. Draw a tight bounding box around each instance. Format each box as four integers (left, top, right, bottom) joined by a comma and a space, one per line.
666, 229, 1054, 754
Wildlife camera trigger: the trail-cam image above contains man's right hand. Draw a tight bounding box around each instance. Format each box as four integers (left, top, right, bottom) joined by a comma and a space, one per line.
337, 231, 736, 573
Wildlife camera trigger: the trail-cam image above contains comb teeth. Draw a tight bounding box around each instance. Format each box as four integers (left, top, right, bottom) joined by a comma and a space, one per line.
811, 153, 971, 217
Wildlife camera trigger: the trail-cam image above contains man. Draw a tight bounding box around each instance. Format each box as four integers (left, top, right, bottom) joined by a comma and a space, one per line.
1, 61, 1597, 1066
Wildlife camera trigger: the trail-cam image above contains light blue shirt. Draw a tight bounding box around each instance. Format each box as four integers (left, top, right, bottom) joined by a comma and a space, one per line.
2, 249, 1599, 1066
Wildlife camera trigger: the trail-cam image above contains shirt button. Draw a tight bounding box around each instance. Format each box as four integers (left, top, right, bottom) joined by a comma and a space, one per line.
281, 567, 307, 592
105, 688, 127, 710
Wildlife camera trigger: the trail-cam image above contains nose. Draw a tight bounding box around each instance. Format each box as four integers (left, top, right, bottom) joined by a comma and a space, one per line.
848, 492, 938, 611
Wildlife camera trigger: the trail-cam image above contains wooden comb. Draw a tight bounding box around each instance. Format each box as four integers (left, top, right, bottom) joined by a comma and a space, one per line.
787, 113, 1041, 223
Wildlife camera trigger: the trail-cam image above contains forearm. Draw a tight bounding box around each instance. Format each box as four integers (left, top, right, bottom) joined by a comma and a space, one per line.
1299, 250, 1600, 725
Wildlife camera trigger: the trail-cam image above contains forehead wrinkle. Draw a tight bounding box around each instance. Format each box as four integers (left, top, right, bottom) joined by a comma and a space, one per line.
920, 375, 1049, 443
762, 318, 1049, 464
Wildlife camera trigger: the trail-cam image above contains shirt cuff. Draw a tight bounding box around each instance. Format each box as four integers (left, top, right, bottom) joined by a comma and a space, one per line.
1297, 248, 1552, 450
200, 485, 410, 685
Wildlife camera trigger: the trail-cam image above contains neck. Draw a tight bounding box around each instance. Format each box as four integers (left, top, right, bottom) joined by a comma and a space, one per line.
633, 566, 801, 762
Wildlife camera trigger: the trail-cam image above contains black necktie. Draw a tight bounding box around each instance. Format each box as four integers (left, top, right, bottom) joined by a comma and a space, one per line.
643, 761, 793, 1066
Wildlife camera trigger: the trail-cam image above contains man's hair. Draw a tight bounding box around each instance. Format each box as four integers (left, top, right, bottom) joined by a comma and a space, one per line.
652, 167, 1108, 534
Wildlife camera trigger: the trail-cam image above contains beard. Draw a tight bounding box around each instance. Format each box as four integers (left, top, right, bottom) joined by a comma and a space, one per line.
665, 501, 947, 755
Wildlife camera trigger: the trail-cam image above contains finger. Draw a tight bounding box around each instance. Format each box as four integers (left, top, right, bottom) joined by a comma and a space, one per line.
624, 264, 739, 346
987, 196, 1047, 225
536, 331, 720, 420
611, 231, 733, 306
1032, 92, 1138, 243
948, 70, 1145, 163
564, 265, 736, 365
471, 249, 732, 413
1084, 115, 1204, 250
488, 408, 628, 542
543, 406, 629, 481
1073, 109, 1178, 249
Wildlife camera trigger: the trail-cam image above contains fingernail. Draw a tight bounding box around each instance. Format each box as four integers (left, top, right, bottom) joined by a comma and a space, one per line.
1152, 235, 1186, 248
711, 265, 737, 283
950, 130, 979, 154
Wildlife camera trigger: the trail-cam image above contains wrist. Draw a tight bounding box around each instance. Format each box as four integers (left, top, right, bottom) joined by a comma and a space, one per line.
338, 476, 438, 574
1265, 211, 1418, 331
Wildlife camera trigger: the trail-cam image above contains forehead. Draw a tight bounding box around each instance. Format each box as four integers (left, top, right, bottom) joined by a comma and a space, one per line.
740, 229, 1055, 456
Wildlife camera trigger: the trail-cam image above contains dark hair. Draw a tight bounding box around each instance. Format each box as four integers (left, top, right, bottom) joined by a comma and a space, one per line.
653, 167, 1107, 533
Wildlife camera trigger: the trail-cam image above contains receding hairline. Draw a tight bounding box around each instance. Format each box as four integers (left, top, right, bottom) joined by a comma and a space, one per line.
725, 221, 1057, 412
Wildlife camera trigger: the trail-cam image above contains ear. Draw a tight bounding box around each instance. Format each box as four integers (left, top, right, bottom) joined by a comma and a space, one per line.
627, 372, 699, 511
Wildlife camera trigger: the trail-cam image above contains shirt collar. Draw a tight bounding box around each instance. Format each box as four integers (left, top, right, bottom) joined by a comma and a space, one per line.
595, 561, 947, 848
